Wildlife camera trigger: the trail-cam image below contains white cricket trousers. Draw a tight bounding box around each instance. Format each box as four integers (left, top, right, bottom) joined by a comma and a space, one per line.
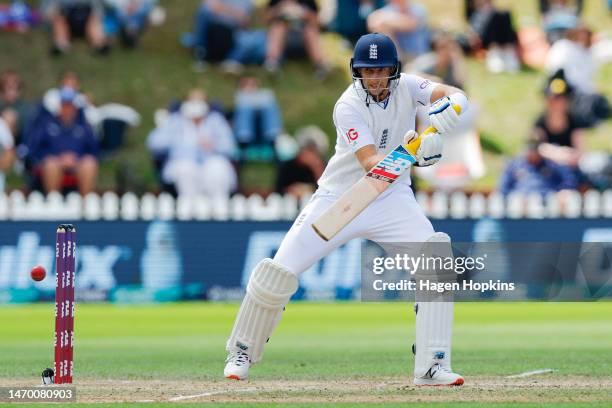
273, 182, 435, 275
231, 181, 455, 376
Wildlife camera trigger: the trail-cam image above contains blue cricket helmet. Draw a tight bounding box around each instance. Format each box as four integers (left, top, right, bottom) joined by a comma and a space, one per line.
350, 33, 401, 79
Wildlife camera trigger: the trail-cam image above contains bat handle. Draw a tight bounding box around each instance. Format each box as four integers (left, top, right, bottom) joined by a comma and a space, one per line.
406, 104, 460, 152
404, 126, 437, 156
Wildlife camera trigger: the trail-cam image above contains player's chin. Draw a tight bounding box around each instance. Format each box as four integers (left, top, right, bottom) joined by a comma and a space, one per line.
369, 89, 384, 99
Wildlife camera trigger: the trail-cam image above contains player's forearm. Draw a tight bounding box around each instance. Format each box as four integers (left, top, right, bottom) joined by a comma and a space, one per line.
362, 154, 386, 172
355, 145, 385, 172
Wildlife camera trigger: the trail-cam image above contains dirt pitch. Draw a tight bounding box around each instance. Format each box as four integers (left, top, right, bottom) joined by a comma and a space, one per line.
3, 376, 611, 404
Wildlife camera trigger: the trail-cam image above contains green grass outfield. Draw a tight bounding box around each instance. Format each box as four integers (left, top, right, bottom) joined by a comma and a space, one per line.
0, 302, 611, 406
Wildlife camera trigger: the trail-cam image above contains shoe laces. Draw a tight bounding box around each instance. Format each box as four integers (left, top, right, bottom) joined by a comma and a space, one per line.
426, 363, 451, 379
227, 351, 250, 366
438, 364, 453, 374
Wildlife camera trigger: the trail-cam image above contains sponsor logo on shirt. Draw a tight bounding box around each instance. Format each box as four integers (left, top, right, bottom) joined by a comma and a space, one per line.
346, 128, 359, 142
295, 211, 308, 227
419, 79, 431, 89
379, 129, 388, 149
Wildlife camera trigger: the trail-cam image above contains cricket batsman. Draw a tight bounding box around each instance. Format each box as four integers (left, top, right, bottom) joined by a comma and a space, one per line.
224, 33, 469, 386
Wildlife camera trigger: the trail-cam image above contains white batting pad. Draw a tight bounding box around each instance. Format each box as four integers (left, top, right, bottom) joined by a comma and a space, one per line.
414, 301, 454, 377
414, 232, 455, 377
226, 258, 299, 363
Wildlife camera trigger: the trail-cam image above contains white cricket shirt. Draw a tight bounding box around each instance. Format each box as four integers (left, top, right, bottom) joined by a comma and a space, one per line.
318, 73, 438, 195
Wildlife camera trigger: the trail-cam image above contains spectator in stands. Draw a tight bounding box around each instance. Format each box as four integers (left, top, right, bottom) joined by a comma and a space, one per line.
42, 0, 109, 55
546, 26, 595, 94
499, 139, 577, 195
0, 0, 41, 32
0, 70, 34, 144
219, 28, 268, 74
276, 125, 327, 198
38, 70, 141, 157
146, 89, 238, 198
185, 0, 254, 71
328, 0, 385, 45
366, 0, 430, 61
533, 74, 586, 170
545, 27, 610, 127
102, 0, 158, 48
0, 117, 15, 192
465, 0, 520, 73
233, 76, 282, 159
26, 87, 99, 194
40, 71, 90, 122
539, 0, 582, 44
18, 71, 84, 176
410, 31, 466, 89
264, 0, 330, 78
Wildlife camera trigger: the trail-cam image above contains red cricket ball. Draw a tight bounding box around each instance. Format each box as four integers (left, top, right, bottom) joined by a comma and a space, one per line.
31, 265, 46, 282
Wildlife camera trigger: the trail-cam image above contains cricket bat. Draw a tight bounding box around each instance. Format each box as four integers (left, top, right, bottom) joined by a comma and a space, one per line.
311, 127, 432, 241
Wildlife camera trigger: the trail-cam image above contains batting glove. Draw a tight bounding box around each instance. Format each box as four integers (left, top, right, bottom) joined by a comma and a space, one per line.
428, 93, 466, 134
404, 129, 442, 167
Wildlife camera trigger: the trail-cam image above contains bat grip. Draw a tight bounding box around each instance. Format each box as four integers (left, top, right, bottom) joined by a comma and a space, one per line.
404, 103, 460, 155
404, 126, 437, 156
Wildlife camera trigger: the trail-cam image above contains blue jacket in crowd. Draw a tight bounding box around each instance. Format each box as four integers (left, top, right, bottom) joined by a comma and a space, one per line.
499, 156, 578, 195
26, 107, 99, 164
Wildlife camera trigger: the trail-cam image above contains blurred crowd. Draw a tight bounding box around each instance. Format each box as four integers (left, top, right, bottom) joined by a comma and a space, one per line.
146, 81, 329, 199
0, 0, 610, 200
0, 69, 140, 194
1, 0, 165, 52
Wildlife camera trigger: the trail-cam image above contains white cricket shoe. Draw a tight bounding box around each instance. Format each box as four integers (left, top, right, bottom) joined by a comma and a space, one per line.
224, 350, 251, 380
414, 363, 464, 386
